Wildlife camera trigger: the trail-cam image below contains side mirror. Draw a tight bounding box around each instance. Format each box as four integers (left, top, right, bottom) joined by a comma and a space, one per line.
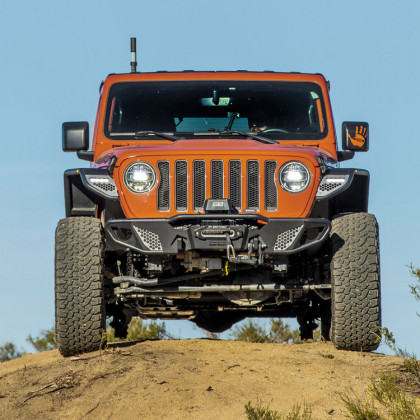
342, 121, 369, 152
62, 122, 89, 152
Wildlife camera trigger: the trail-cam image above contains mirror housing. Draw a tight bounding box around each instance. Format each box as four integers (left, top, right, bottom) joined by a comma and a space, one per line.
62, 122, 89, 152
342, 121, 369, 152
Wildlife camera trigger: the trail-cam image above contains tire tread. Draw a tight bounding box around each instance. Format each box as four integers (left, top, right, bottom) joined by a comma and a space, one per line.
331, 212, 381, 352
55, 217, 105, 357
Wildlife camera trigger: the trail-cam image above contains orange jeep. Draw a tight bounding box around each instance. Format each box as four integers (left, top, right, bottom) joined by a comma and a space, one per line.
56, 41, 380, 356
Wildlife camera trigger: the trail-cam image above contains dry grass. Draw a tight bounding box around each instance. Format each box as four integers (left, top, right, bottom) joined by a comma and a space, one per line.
244, 400, 313, 420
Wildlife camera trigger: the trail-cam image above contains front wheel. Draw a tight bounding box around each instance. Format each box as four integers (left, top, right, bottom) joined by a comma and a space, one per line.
55, 217, 106, 356
330, 213, 381, 351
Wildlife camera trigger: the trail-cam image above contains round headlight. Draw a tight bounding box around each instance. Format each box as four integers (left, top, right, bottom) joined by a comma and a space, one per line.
124, 161, 157, 193
279, 161, 311, 193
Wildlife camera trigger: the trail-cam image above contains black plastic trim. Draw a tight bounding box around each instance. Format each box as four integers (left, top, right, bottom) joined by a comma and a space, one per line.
64, 169, 120, 217
315, 168, 356, 201
167, 214, 269, 223
105, 217, 331, 255
77, 169, 120, 201
310, 168, 369, 219
337, 151, 355, 162
77, 151, 94, 162
64, 169, 96, 217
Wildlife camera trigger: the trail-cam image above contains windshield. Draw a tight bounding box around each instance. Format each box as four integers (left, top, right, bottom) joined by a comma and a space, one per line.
104, 80, 328, 140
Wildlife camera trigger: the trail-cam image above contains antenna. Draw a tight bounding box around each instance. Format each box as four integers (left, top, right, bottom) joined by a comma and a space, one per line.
130, 37, 137, 73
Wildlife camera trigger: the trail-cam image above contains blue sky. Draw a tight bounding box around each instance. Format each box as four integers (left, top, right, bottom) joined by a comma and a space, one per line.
1, 0, 419, 355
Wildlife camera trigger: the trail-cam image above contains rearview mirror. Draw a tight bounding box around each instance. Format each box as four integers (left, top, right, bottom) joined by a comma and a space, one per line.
342, 121, 369, 152
201, 97, 231, 106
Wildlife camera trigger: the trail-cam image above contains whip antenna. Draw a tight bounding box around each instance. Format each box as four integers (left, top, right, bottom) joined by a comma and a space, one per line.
130, 37, 137, 73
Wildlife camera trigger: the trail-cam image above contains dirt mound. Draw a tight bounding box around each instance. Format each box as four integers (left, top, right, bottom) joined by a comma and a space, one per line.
0, 339, 402, 419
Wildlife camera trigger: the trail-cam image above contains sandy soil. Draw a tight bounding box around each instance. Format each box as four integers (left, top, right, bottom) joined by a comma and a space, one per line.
0, 339, 404, 419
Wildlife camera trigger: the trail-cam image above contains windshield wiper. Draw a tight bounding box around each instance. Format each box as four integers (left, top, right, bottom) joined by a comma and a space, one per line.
220, 131, 278, 145
134, 131, 180, 141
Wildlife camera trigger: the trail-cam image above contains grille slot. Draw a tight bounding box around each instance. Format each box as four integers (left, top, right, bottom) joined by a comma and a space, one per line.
265, 161, 278, 211
175, 161, 188, 211
193, 160, 206, 211
157, 161, 170, 211
247, 160, 260, 210
211, 160, 224, 199
229, 160, 242, 209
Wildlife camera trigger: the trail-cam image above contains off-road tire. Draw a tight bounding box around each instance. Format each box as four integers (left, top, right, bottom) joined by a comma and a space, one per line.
330, 213, 381, 351
55, 217, 106, 357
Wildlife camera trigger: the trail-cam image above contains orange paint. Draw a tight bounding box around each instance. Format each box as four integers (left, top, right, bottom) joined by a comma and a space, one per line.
316, 98, 325, 133
91, 71, 337, 220
106, 140, 321, 219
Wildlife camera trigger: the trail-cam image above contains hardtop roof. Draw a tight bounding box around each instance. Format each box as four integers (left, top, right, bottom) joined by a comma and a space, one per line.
103, 71, 328, 85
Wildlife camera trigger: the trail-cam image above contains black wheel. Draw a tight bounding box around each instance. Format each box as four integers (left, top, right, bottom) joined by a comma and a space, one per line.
55, 217, 106, 356
330, 213, 381, 351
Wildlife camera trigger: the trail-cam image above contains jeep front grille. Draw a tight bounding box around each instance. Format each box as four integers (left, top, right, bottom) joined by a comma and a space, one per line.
157, 159, 279, 213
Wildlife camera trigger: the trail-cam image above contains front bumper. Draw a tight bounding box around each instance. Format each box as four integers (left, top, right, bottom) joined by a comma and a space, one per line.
105, 215, 331, 255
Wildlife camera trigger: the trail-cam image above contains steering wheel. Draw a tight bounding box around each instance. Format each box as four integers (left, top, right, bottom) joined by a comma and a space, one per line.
261, 128, 290, 134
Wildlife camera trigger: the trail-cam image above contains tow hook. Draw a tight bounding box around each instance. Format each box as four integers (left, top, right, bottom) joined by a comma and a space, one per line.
225, 237, 265, 266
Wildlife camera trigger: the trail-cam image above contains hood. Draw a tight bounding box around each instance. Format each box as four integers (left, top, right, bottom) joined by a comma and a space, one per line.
94, 139, 330, 168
